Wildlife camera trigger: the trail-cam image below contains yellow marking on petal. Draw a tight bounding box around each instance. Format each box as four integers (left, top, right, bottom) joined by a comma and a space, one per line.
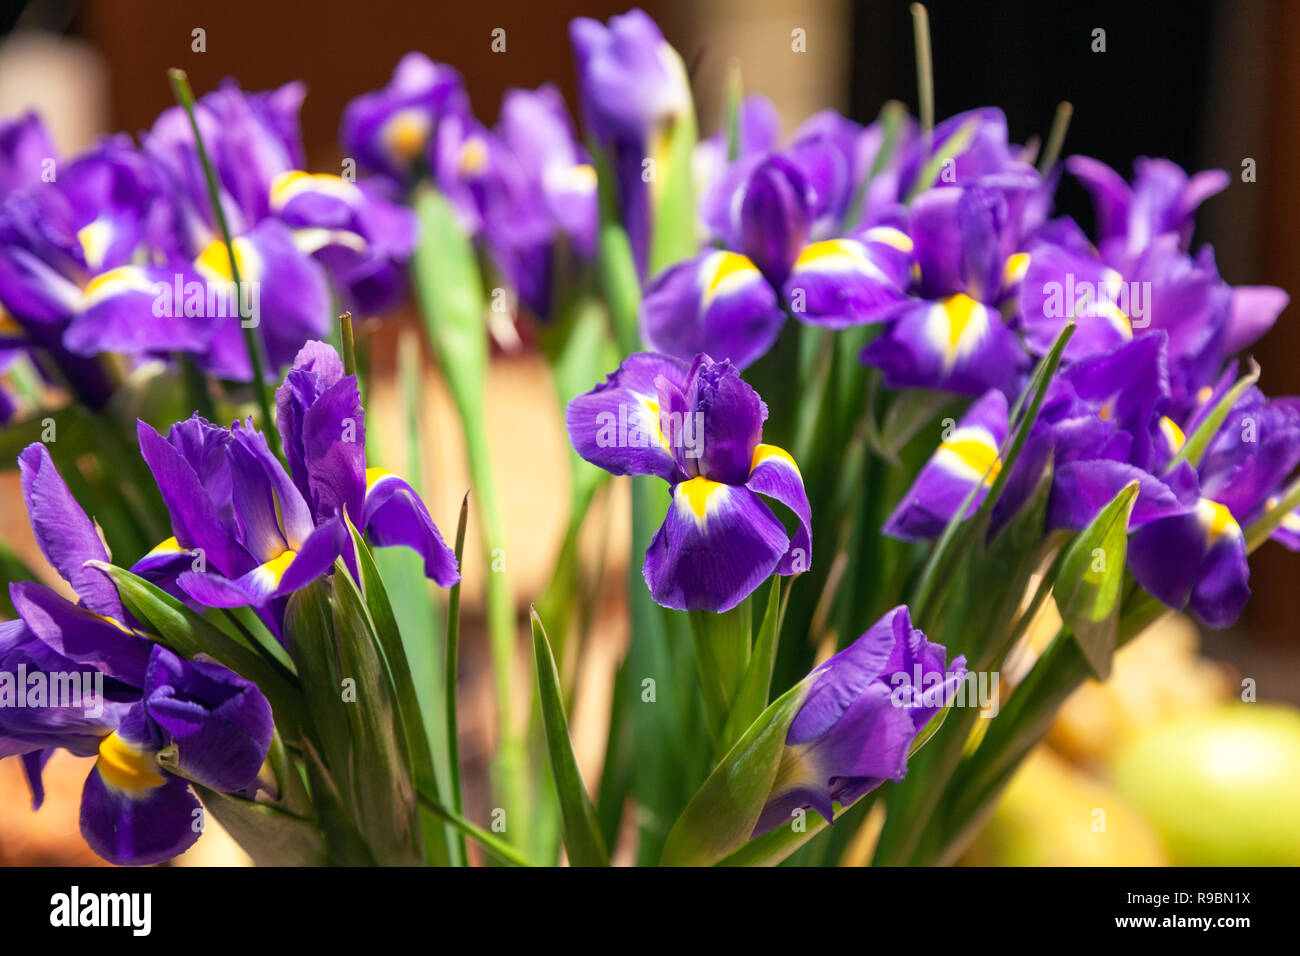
365, 466, 394, 490
96, 732, 165, 794
1196, 385, 1214, 406
750, 443, 801, 478
928, 293, 990, 370
1002, 252, 1030, 287
676, 476, 726, 527
937, 432, 1001, 486
92, 613, 140, 637
382, 108, 431, 163
1196, 498, 1239, 544
794, 238, 862, 269
82, 265, 156, 306
256, 550, 297, 589
702, 250, 760, 304
640, 395, 670, 450
77, 219, 114, 272
269, 170, 358, 210
1098, 397, 1116, 422
146, 535, 185, 557
458, 137, 489, 175
195, 237, 253, 283
862, 226, 913, 253
1159, 416, 1186, 452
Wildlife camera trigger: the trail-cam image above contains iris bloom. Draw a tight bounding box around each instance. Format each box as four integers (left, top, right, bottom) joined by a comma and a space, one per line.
567, 352, 810, 611
1, 443, 273, 865
146, 80, 418, 367
0, 126, 206, 402
134, 342, 457, 626
339, 52, 470, 187
569, 7, 691, 277
754, 606, 965, 837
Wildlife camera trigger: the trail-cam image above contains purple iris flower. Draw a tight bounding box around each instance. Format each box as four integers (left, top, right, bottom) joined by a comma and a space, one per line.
146, 81, 418, 370
0, 112, 56, 194
893, 107, 1039, 200
693, 94, 781, 207
1020, 231, 1287, 417
884, 389, 1008, 540
487, 85, 599, 318
1067, 154, 1229, 266
863, 181, 1037, 397
566, 352, 810, 612
1, 443, 272, 865
340, 52, 470, 187
133, 342, 457, 628
569, 8, 691, 277
753, 606, 965, 837
1127, 387, 1300, 627
0, 133, 211, 399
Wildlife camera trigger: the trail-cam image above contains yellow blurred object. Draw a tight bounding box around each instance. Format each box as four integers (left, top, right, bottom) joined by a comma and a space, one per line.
1110, 703, 1300, 866
1048, 615, 1233, 766
959, 746, 1167, 866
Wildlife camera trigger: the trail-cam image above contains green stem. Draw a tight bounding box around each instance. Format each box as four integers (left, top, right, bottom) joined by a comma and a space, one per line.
167, 68, 280, 456
911, 3, 934, 148
688, 598, 752, 744
1037, 101, 1074, 174
444, 493, 470, 864
339, 311, 357, 378
415, 788, 535, 867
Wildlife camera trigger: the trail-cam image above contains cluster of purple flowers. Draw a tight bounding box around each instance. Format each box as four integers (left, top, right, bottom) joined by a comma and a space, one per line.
0, 343, 456, 864
0, 81, 418, 418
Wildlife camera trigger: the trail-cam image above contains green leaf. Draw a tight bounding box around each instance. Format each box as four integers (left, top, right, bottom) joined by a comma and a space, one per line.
1246, 472, 1300, 553
910, 322, 1074, 624
283, 580, 351, 785
530, 608, 609, 866
688, 599, 751, 743
411, 186, 524, 842
660, 680, 809, 867
1055, 480, 1139, 679
718, 578, 783, 754
195, 787, 328, 866
648, 106, 698, 276
0, 543, 40, 618
905, 117, 979, 202
329, 561, 423, 865
1167, 359, 1259, 472
346, 518, 450, 866
90, 561, 303, 736
442, 493, 470, 864
591, 144, 643, 353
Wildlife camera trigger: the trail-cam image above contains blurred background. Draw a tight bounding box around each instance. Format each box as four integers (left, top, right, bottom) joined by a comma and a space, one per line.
1, 0, 1298, 865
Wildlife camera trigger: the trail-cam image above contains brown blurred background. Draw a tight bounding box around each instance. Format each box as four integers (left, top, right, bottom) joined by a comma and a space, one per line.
1, 0, 1298, 864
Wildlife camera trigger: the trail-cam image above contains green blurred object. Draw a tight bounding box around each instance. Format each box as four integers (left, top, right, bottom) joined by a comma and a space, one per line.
1110, 703, 1300, 866
961, 747, 1167, 866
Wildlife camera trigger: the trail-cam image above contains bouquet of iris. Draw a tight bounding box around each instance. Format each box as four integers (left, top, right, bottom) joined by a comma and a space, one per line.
1, 5, 1296, 867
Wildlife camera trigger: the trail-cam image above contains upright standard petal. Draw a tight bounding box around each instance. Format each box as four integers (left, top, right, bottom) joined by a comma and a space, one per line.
18, 443, 121, 618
